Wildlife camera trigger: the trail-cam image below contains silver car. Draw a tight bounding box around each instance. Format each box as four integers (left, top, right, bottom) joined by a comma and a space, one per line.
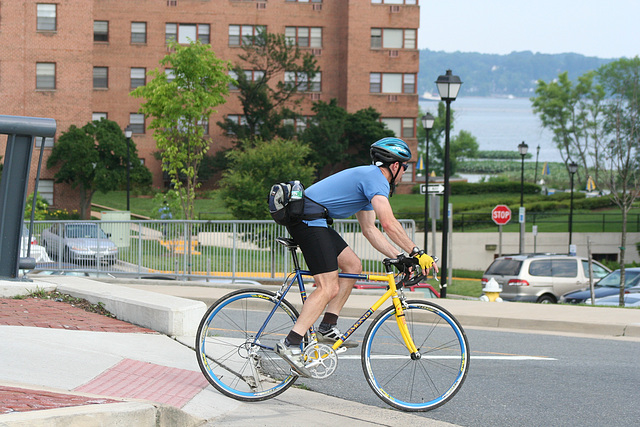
41, 223, 118, 265
482, 254, 611, 303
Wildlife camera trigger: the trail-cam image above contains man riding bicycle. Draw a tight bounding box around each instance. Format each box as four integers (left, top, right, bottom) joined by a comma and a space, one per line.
276, 137, 439, 377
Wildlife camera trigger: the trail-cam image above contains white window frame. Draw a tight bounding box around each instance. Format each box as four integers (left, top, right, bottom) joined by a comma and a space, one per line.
36, 62, 55, 90
94, 21, 109, 42
131, 22, 147, 44
129, 113, 145, 134
93, 67, 108, 89
35, 136, 54, 148
37, 179, 54, 204
130, 68, 146, 89
36, 4, 56, 32
229, 25, 266, 46
92, 112, 107, 121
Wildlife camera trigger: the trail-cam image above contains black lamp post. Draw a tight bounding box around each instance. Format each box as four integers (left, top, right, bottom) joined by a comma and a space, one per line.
568, 161, 578, 250
421, 113, 435, 251
435, 70, 462, 298
124, 126, 132, 212
534, 144, 540, 184
518, 141, 528, 254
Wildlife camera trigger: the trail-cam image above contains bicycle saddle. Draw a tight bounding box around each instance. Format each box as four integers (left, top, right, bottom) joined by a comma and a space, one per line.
276, 237, 298, 249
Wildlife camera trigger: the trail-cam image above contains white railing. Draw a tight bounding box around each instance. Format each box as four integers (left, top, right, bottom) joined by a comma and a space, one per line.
24, 219, 415, 282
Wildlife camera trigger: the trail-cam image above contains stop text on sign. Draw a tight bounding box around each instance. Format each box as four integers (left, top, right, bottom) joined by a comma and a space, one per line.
492, 205, 512, 225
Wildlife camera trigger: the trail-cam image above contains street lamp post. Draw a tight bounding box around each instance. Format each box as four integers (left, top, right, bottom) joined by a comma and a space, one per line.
435, 70, 462, 299
568, 161, 578, 252
518, 141, 528, 253
421, 113, 435, 251
124, 126, 133, 212
534, 144, 540, 184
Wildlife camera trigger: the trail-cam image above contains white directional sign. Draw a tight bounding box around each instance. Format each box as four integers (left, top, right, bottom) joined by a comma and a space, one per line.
420, 184, 445, 195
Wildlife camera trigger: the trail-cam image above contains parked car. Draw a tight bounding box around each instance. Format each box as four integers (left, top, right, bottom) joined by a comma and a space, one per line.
482, 254, 611, 303
559, 268, 640, 304
21, 225, 51, 263
586, 286, 640, 307
41, 223, 118, 265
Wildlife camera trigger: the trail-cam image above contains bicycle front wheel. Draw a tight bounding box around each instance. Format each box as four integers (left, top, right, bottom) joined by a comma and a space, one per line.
362, 300, 469, 411
196, 289, 300, 401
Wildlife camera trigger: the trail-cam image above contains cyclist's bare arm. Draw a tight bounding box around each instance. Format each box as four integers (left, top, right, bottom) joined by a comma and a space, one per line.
356, 196, 416, 258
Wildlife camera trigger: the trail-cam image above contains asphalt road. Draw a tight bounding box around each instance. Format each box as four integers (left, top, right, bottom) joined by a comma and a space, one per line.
295, 326, 640, 427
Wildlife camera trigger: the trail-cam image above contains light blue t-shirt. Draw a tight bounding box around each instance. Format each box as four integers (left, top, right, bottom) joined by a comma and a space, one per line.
304, 165, 389, 227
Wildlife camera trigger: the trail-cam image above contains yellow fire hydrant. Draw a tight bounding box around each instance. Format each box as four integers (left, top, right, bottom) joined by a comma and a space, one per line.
480, 277, 503, 302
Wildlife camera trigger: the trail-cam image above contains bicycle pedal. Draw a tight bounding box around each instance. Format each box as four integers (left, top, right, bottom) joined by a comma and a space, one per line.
335, 347, 347, 354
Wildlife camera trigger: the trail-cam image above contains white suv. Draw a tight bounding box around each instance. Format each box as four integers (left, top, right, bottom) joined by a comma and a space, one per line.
482, 254, 611, 303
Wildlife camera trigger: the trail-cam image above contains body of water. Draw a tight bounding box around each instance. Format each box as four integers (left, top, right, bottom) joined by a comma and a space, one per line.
419, 96, 558, 163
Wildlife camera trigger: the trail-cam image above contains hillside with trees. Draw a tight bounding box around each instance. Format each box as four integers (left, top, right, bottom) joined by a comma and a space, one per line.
419, 50, 614, 98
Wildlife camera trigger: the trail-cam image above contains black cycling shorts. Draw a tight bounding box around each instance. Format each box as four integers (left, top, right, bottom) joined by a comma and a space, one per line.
286, 221, 348, 275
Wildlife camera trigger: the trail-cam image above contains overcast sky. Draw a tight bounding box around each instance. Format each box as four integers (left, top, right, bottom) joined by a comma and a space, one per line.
419, 0, 639, 59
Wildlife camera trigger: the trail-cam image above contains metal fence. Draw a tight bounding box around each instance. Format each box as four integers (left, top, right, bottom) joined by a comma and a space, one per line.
23, 219, 415, 282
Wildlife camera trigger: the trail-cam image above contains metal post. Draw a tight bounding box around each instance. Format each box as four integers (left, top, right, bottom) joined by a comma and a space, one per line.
441, 99, 452, 298
423, 128, 430, 251
0, 115, 56, 280
126, 136, 131, 211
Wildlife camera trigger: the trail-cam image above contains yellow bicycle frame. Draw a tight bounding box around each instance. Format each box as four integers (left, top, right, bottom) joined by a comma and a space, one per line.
329, 271, 419, 355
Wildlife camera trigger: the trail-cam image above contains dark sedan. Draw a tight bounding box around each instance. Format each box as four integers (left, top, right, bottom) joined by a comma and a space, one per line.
559, 267, 640, 303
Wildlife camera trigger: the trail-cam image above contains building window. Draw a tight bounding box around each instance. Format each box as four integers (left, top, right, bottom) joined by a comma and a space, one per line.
369, 73, 381, 93
35, 136, 54, 148
228, 69, 265, 90
371, 0, 417, 4
371, 29, 382, 49
285, 27, 322, 48
36, 63, 55, 89
165, 23, 210, 44
131, 22, 147, 44
225, 114, 247, 135
165, 68, 175, 82
129, 113, 145, 134
130, 68, 146, 89
93, 67, 108, 89
381, 118, 416, 138
284, 117, 310, 133
370, 72, 416, 94
228, 25, 266, 46
36, 4, 56, 32
92, 112, 108, 121
286, 0, 323, 2
37, 179, 54, 204
371, 28, 416, 49
403, 74, 415, 93
94, 21, 109, 42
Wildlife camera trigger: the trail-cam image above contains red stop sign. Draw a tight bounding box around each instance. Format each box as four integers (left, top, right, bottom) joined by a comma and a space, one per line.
492, 205, 512, 225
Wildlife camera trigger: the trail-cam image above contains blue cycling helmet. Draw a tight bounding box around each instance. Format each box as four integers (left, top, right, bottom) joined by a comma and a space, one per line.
370, 137, 412, 165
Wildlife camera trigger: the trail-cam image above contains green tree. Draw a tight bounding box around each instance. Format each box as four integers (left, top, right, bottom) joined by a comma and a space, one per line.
219, 138, 316, 220
531, 71, 606, 183
217, 30, 319, 144
299, 100, 393, 178
420, 102, 478, 176
46, 119, 151, 219
131, 40, 233, 220
596, 57, 640, 305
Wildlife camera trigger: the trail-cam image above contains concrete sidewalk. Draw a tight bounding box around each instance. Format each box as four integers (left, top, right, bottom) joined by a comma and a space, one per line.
1, 276, 639, 426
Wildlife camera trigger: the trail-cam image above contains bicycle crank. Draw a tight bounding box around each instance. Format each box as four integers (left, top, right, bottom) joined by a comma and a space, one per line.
303, 343, 338, 379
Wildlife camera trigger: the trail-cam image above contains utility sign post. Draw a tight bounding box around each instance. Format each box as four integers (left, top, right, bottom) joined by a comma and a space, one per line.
492, 205, 511, 256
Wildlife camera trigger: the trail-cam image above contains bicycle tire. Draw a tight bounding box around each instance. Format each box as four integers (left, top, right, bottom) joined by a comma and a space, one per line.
361, 300, 469, 411
195, 288, 301, 401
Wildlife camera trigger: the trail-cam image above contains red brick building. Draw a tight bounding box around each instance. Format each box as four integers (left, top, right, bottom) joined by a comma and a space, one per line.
0, 0, 420, 209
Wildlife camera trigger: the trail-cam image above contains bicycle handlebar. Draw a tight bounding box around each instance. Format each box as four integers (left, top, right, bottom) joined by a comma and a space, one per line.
382, 255, 439, 287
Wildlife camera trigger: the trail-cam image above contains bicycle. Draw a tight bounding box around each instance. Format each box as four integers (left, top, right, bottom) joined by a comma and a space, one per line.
195, 237, 469, 412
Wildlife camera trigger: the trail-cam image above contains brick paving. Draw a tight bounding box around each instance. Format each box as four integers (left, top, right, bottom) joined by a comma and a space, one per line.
0, 297, 159, 414
0, 386, 120, 414
0, 298, 156, 333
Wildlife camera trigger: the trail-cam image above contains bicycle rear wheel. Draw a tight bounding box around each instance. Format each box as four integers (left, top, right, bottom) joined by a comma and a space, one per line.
362, 300, 469, 411
196, 289, 300, 401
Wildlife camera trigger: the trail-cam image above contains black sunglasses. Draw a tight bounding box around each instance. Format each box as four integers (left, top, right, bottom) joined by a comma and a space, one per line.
401, 163, 408, 171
